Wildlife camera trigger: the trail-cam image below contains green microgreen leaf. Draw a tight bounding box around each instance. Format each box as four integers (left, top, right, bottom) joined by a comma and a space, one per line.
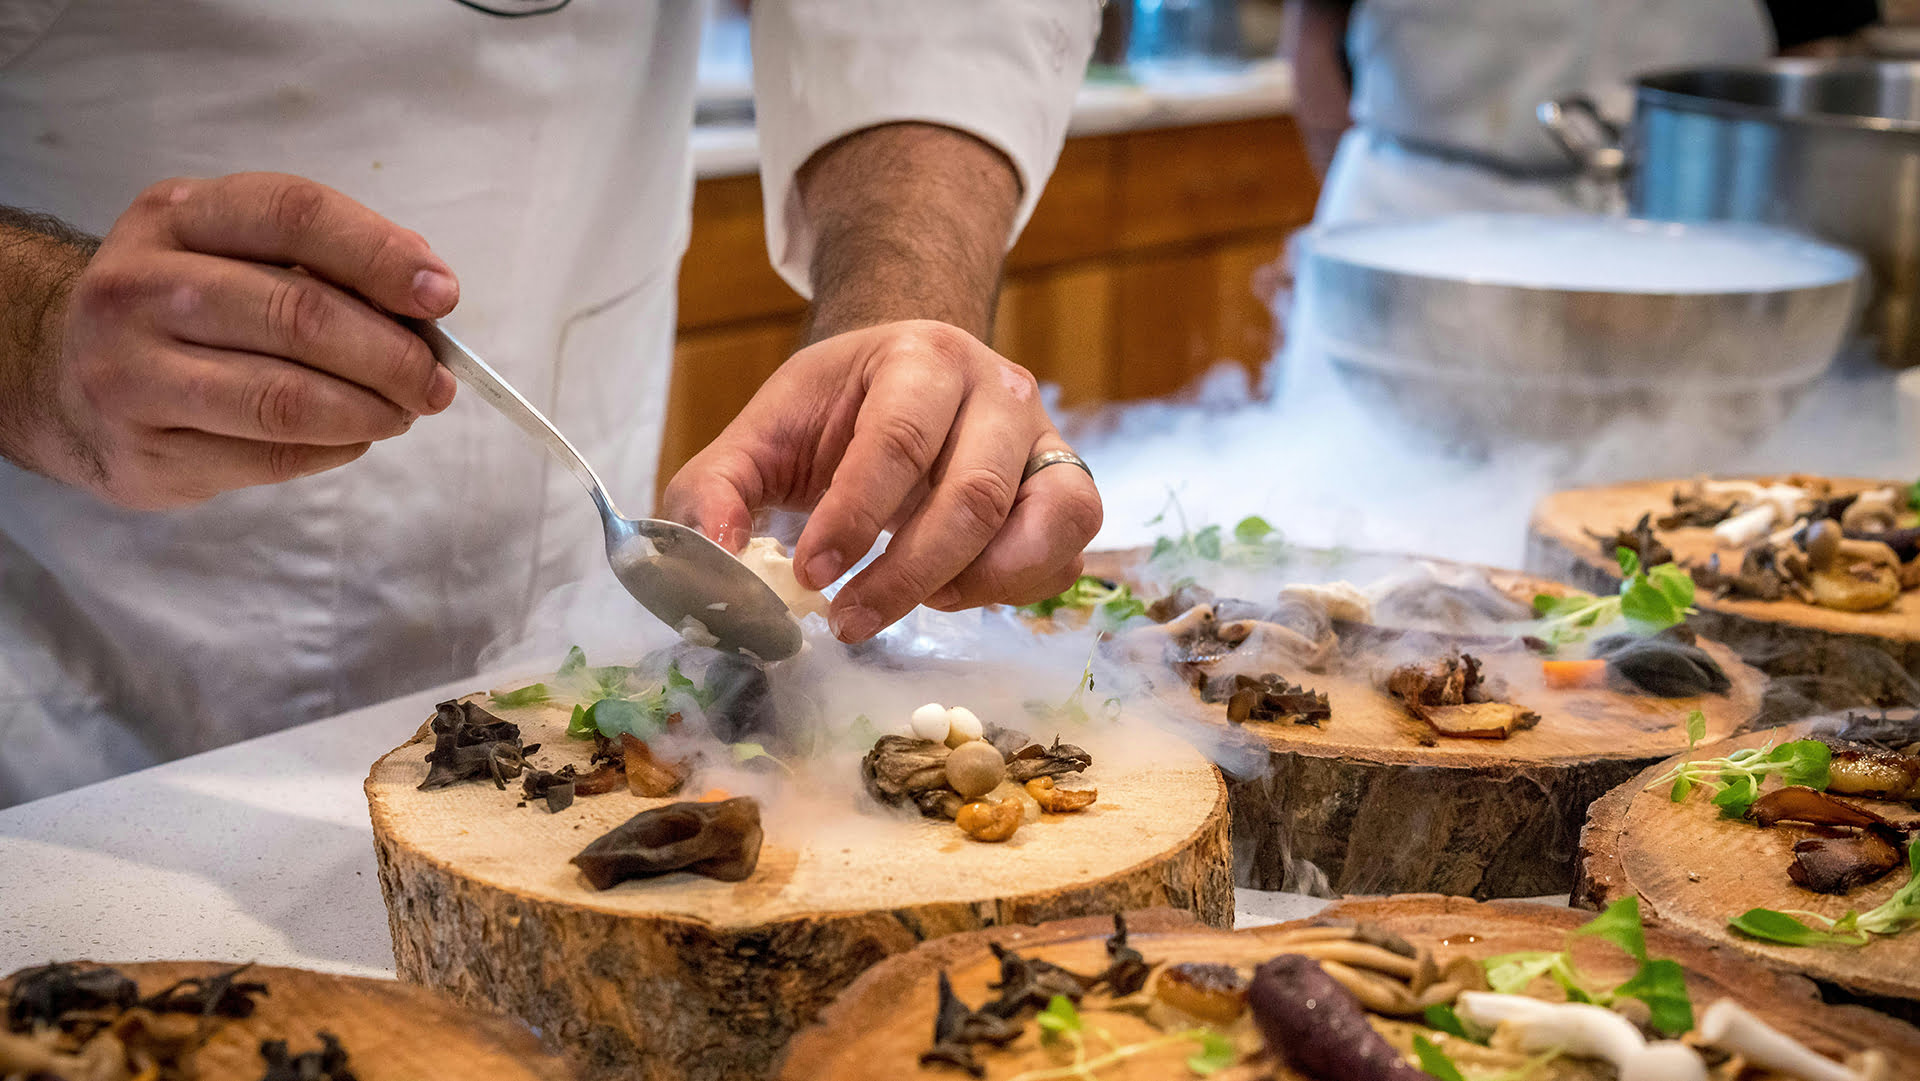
1727, 908, 1870, 948
1570, 897, 1648, 962
1184, 1031, 1236, 1076
1616, 546, 1642, 578
1018, 576, 1148, 627
1650, 738, 1830, 816
1192, 525, 1223, 560
1611, 959, 1693, 1036
1412, 1036, 1469, 1081
1233, 515, 1276, 544
1857, 839, 1920, 937
1684, 709, 1706, 750
1035, 994, 1082, 1042
490, 682, 551, 708
1422, 1004, 1477, 1042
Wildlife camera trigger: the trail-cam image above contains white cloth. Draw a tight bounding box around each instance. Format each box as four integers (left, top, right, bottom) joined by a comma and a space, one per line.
0, 0, 1097, 806
1315, 0, 1773, 224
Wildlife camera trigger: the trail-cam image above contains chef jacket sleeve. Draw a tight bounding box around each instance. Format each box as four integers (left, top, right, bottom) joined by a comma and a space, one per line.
750, 0, 1100, 299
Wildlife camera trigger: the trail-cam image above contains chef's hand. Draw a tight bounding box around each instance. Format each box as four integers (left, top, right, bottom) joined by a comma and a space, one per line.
664, 319, 1102, 643
19, 172, 458, 509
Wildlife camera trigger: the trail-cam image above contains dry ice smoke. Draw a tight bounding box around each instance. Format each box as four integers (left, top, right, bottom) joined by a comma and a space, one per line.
479, 558, 1273, 827
1067, 238, 1919, 572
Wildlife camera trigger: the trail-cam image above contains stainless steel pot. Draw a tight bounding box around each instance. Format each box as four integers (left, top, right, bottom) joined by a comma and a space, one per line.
1545, 59, 1920, 369
1296, 215, 1862, 447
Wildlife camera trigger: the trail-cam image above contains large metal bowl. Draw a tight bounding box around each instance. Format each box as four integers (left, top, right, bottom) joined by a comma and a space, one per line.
1294, 214, 1863, 446
1632, 61, 1920, 369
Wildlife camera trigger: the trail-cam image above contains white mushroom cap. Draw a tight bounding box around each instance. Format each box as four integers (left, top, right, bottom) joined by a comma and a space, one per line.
909, 702, 950, 742
945, 706, 983, 746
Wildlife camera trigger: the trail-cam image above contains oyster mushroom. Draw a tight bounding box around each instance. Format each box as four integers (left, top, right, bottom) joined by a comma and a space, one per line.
862, 735, 952, 812
1005, 737, 1093, 783
571, 797, 763, 888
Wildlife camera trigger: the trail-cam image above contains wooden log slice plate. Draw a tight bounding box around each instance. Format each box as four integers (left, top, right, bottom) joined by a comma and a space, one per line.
1081, 548, 1765, 899
1577, 721, 1920, 1012
776, 896, 1920, 1080
0, 961, 569, 1079
1527, 477, 1920, 716
366, 696, 1231, 1081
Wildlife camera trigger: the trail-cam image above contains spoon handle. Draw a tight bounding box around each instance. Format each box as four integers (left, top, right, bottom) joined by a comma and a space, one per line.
406, 318, 623, 521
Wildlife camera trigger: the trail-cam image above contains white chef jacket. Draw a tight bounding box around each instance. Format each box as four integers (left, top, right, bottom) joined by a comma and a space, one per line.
0, 0, 1098, 806
1313, 0, 1772, 224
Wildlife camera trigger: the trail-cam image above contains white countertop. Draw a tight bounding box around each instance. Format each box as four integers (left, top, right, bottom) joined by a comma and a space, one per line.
693, 60, 1294, 179
0, 665, 1326, 978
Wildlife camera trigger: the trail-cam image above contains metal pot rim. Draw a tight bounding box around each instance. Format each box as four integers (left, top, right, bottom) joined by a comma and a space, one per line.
1301, 213, 1862, 298
1636, 58, 1920, 136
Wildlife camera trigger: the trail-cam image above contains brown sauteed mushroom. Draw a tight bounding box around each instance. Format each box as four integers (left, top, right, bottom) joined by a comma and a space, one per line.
1025, 776, 1097, 813
955, 798, 1022, 842
571, 797, 763, 888
1155, 962, 1248, 1025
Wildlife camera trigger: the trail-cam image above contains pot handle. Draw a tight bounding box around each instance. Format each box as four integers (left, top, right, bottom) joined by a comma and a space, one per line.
1538, 94, 1629, 212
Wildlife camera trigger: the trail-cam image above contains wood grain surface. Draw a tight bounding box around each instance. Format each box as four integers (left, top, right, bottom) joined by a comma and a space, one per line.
367, 694, 1232, 1081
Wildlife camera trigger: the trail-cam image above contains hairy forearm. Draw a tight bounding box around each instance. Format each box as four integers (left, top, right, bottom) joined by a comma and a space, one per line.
795, 122, 1021, 344
0, 208, 96, 472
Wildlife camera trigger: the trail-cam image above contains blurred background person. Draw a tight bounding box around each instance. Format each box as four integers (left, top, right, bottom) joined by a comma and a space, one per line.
1286, 0, 1882, 225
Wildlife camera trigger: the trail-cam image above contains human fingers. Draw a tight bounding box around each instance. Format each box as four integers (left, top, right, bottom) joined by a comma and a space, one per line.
824, 383, 1042, 641
152, 253, 454, 416
100, 428, 372, 511
924, 439, 1103, 609
116, 341, 416, 446
660, 443, 766, 555
790, 339, 967, 592
153, 172, 459, 319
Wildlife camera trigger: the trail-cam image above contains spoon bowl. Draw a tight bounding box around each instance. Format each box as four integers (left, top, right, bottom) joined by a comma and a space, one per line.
408, 319, 803, 662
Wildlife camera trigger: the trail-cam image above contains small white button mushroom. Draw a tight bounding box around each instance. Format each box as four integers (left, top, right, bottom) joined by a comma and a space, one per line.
944, 706, 983, 748
909, 702, 950, 743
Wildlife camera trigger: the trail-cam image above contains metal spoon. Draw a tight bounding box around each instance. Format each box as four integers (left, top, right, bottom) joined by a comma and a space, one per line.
407, 319, 803, 662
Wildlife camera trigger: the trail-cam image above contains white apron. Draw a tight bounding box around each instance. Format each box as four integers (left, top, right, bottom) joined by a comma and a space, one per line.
1314, 0, 1775, 224
0, 1, 699, 805
0, 0, 1095, 807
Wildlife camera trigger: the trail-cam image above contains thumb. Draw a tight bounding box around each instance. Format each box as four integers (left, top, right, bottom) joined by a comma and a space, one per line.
661, 455, 759, 554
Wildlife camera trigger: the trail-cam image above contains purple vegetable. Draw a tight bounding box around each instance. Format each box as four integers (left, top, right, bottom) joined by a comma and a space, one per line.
1249, 954, 1437, 1081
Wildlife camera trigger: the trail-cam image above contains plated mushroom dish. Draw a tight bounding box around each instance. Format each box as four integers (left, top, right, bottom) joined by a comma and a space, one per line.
903, 902, 1896, 1081
1650, 712, 1920, 948
1608, 478, 1920, 613
3, 963, 352, 1081
1024, 525, 1734, 745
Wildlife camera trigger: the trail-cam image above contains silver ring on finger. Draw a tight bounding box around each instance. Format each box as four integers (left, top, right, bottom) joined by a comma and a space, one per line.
1021, 448, 1093, 484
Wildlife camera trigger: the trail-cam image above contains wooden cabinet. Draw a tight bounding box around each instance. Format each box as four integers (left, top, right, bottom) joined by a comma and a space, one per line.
661, 114, 1318, 493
